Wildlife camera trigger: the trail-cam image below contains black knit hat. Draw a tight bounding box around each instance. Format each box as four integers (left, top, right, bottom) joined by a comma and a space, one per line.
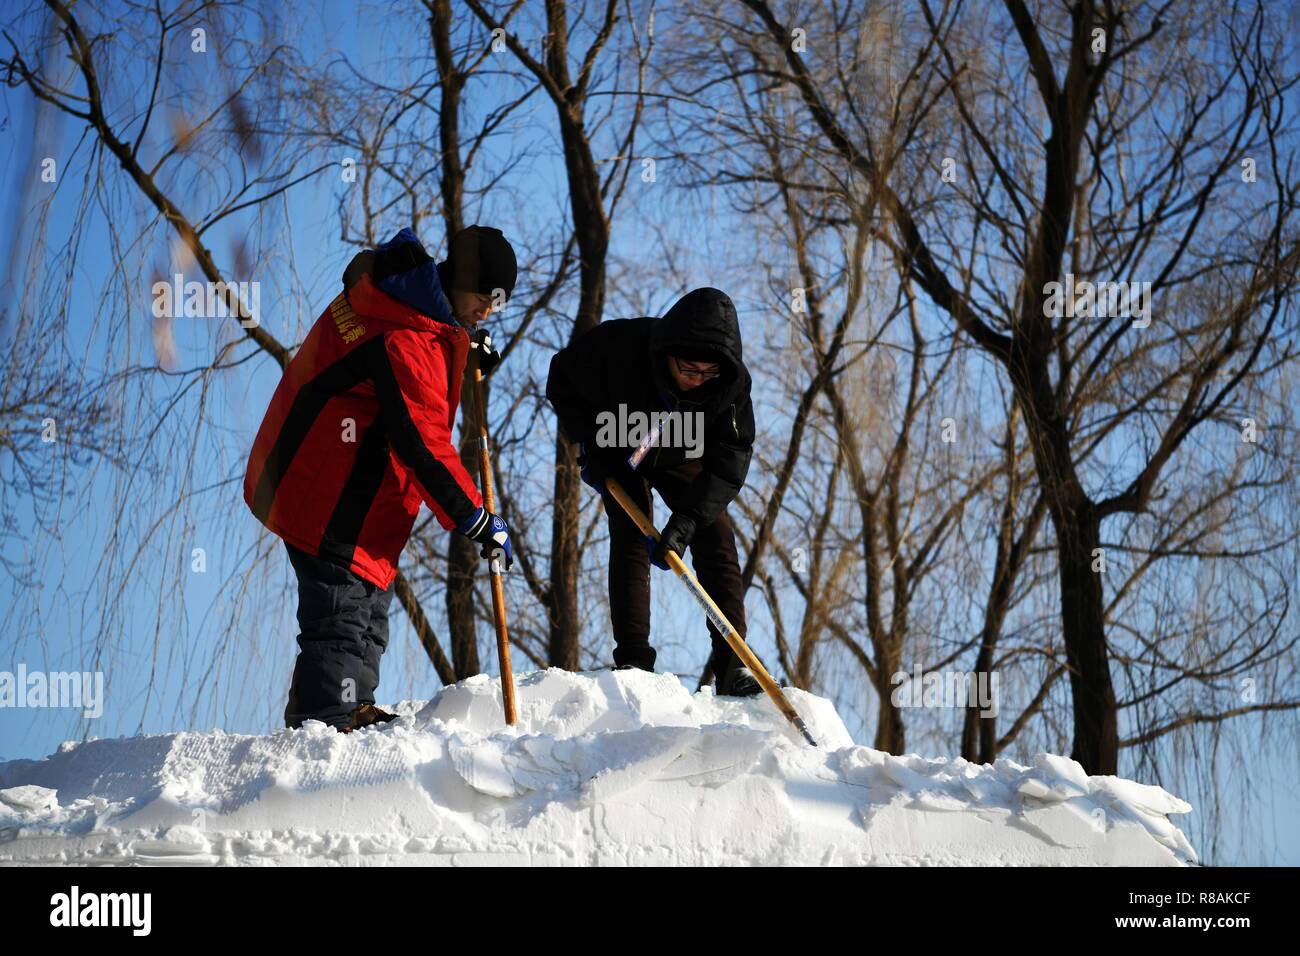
442, 225, 517, 299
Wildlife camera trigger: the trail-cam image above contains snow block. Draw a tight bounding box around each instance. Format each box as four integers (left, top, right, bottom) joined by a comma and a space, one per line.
0, 669, 1196, 866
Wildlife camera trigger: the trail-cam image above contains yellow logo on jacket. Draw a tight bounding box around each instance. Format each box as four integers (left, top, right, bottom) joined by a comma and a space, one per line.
330, 295, 366, 344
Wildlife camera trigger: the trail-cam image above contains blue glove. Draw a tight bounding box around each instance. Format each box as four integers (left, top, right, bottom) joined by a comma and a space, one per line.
457, 507, 513, 571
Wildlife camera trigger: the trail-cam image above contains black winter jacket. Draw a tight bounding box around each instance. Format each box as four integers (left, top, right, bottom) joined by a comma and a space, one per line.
546, 288, 755, 529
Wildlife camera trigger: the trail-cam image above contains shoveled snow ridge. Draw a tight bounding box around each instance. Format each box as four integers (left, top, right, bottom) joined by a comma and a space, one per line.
0, 669, 1196, 866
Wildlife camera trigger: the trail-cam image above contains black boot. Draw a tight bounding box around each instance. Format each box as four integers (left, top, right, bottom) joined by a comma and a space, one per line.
612, 644, 657, 672
717, 662, 763, 698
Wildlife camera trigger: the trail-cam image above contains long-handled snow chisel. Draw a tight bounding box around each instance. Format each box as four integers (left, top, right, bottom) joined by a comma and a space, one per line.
603, 477, 818, 746
471, 338, 517, 726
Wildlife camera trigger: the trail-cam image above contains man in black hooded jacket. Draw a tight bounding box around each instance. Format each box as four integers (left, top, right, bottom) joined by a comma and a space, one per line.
546, 288, 760, 696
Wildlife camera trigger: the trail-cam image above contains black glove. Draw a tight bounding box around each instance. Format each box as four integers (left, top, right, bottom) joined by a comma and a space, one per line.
470, 328, 502, 374
650, 513, 695, 571
579, 443, 636, 494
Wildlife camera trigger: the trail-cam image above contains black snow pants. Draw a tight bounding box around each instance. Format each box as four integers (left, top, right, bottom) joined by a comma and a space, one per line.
283, 541, 396, 729
603, 459, 747, 683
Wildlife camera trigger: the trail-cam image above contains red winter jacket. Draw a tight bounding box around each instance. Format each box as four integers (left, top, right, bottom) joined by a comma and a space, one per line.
244, 262, 481, 589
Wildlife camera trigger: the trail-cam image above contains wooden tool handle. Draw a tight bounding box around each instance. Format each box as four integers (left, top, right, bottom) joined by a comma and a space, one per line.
604, 478, 817, 745
473, 366, 517, 726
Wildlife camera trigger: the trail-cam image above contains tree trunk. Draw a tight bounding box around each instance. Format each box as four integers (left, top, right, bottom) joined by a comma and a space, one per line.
961, 627, 999, 764
963, 485, 1016, 764
431, 0, 478, 679
873, 647, 905, 754
544, 82, 608, 668
1009, 326, 1120, 774
1054, 503, 1119, 773
547, 433, 582, 670
546, 260, 604, 670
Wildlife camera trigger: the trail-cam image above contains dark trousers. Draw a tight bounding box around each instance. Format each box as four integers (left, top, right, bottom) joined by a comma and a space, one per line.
605, 460, 747, 681
283, 542, 396, 729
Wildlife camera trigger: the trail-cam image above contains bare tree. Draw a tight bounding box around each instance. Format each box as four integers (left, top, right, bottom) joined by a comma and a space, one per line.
728, 0, 1300, 773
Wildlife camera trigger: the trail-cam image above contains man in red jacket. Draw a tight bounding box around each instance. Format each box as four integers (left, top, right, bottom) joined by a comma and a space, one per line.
244, 226, 516, 732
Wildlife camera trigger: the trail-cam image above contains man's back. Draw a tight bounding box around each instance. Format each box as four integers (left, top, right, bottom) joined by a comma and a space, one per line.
244, 239, 480, 589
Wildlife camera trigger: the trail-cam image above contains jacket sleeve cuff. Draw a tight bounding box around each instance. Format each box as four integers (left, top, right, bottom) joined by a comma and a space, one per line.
456, 506, 490, 540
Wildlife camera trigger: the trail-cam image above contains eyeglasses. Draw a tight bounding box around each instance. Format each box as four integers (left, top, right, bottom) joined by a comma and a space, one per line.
672, 357, 721, 381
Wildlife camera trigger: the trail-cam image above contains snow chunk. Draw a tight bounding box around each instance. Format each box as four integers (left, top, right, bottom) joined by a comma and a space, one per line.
0, 785, 58, 813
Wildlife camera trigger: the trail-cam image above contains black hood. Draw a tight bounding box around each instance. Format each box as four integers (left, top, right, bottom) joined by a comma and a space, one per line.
650, 288, 743, 397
